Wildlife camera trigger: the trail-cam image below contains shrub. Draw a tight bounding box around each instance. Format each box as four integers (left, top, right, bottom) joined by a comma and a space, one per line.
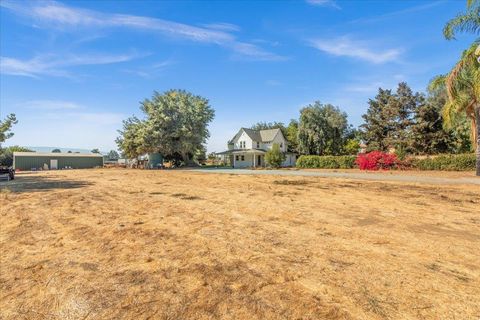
410, 154, 475, 171
265, 143, 286, 168
355, 151, 398, 170
296, 155, 357, 169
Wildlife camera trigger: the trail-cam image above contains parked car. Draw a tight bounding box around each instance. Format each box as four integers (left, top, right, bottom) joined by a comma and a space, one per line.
0, 167, 15, 180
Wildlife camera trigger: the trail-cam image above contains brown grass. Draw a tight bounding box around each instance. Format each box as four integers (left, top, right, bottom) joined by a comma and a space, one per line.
1, 169, 479, 319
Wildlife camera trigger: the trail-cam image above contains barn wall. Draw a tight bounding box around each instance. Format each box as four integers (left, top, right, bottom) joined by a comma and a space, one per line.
13, 155, 103, 170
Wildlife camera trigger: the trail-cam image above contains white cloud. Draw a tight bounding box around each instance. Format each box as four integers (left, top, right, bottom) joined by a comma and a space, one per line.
306, 0, 341, 9
202, 22, 241, 32
309, 36, 402, 64
1, 0, 283, 61
20, 100, 82, 110
0, 52, 143, 78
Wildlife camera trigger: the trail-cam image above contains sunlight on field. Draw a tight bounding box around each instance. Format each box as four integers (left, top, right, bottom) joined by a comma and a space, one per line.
1, 169, 479, 319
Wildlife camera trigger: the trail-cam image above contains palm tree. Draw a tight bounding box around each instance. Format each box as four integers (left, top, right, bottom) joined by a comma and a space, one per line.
431, 43, 480, 175
443, 0, 480, 40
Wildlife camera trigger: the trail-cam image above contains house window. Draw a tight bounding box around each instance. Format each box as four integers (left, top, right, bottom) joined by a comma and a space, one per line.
239, 141, 245, 149
256, 142, 260, 148
241, 155, 245, 161
235, 155, 239, 161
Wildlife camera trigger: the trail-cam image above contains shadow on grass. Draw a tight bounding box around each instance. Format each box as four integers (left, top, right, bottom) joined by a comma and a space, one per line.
0, 174, 93, 193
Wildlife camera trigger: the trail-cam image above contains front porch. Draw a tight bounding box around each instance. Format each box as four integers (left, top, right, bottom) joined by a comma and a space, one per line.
216, 149, 266, 168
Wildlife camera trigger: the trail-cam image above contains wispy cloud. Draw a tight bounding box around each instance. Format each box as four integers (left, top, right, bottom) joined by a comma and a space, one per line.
122, 59, 175, 79
309, 36, 402, 64
202, 22, 241, 32
349, 1, 444, 24
19, 100, 82, 110
306, 0, 341, 9
1, 0, 283, 61
0, 52, 144, 78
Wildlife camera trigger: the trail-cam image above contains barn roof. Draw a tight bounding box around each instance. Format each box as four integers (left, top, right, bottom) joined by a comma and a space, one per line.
13, 152, 103, 157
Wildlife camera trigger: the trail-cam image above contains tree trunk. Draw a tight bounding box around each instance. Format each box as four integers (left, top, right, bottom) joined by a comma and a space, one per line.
475, 106, 480, 176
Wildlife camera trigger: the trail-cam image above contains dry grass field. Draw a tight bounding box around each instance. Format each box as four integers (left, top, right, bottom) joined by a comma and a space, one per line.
1, 169, 479, 319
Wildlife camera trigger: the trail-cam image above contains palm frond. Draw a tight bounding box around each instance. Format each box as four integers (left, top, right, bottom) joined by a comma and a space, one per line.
443, 7, 480, 40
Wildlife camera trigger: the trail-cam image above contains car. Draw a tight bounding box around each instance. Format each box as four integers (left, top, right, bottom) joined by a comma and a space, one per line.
0, 167, 15, 180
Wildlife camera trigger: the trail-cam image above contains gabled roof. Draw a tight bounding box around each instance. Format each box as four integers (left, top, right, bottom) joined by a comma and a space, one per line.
229, 127, 282, 143
259, 128, 281, 142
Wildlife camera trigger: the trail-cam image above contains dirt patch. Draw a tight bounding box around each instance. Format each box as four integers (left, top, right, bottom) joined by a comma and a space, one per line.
1, 169, 479, 319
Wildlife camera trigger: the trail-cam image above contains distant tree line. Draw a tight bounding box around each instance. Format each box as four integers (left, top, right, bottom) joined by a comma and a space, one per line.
252, 81, 472, 158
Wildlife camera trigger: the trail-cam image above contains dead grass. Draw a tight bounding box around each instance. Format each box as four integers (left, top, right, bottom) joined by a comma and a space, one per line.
1, 169, 479, 319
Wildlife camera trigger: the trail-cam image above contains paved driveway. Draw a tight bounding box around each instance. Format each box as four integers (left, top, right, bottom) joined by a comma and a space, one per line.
191, 168, 480, 185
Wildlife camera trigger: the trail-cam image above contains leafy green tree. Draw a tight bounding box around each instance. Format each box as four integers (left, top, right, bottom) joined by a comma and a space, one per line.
411, 81, 471, 154
0, 114, 17, 147
0, 146, 33, 167
265, 143, 285, 168
91, 148, 100, 154
298, 102, 349, 155
52, 148, 61, 153
344, 139, 361, 155
116, 117, 148, 158
443, 0, 480, 40
117, 90, 215, 164
286, 119, 299, 153
107, 150, 120, 160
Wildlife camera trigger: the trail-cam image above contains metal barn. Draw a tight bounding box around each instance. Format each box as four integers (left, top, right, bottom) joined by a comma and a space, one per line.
13, 152, 104, 170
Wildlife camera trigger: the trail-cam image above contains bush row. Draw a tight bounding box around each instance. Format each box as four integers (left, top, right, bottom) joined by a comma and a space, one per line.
296, 155, 356, 169
409, 154, 476, 171
295, 153, 476, 171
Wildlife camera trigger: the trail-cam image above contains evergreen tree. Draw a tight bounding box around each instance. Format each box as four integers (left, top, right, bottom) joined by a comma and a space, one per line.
360, 88, 395, 151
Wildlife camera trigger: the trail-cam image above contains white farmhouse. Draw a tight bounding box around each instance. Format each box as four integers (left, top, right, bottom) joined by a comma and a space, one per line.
217, 128, 296, 168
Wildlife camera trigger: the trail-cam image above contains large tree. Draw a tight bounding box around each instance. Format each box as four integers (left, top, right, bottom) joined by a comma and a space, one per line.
0, 114, 17, 147
411, 81, 471, 154
360, 88, 395, 151
286, 119, 299, 153
117, 90, 215, 163
441, 0, 480, 175
432, 43, 480, 175
298, 102, 349, 155
361, 82, 421, 152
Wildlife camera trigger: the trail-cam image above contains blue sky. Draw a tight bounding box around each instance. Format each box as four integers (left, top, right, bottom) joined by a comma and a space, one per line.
0, 0, 475, 153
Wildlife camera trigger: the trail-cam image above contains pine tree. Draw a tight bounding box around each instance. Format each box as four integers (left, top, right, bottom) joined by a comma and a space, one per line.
360, 88, 395, 151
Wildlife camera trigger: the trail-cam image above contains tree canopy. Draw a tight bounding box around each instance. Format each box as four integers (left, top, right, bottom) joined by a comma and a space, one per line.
116, 90, 215, 164
107, 150, 120, 160
298, 102, 349, 156
52, 149, 61, 153
0, 114, 17, 147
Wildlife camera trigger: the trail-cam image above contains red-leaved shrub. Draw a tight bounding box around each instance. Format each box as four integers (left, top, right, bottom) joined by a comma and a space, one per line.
355, 151, 398, 170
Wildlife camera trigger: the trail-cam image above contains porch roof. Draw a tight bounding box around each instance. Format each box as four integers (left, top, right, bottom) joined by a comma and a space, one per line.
216, 148, 267, 155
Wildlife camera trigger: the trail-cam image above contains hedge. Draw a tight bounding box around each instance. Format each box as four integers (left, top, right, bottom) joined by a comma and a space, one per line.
295, 153, 476, 171
296, 155, 356, 169
410, 154, 476, 171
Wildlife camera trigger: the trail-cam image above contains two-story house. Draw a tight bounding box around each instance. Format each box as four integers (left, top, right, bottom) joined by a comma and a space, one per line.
217, 127, 296, 168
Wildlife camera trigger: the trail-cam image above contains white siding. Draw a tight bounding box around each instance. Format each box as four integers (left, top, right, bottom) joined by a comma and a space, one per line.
232, 130, 253, 149
233, 153, 255, 168
261, 131, 287, 152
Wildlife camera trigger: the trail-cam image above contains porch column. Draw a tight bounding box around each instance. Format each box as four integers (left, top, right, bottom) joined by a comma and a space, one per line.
253, 152, 256, 168
233, 153, 236, 168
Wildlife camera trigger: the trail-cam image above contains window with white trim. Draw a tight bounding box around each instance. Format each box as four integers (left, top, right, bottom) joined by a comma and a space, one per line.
235, 155, 239, 161
241, 155, 245, 161
256, 142, 260, 148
